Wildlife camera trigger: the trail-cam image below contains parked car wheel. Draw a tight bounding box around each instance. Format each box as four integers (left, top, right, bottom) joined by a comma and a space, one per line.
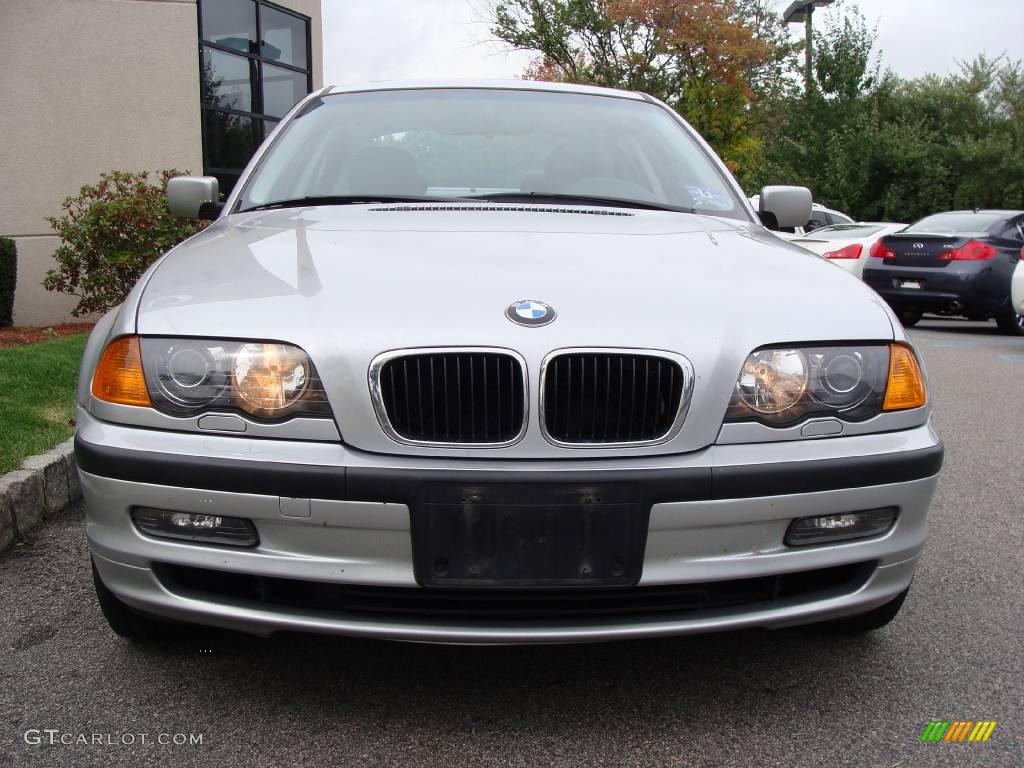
813, 586, 910, 633
897, 308, 923, 327
92, 561, 181, 642
996, 305, 1024, 336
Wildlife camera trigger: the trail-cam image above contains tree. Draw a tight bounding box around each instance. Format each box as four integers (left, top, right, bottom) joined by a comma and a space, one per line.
490, 0, 797, 177
750, 4, 884, 203
895, 57, 1024, 213
492, 0, 1024, 222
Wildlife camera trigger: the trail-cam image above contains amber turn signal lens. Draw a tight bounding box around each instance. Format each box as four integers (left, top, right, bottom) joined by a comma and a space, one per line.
883, 344, 926, 411
92, 336, 152, 407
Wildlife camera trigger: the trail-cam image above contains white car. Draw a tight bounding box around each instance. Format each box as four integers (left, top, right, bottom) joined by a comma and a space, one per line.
792, 223, 908, 279
804, 203, 855, 232
1013, 258, 1024, 315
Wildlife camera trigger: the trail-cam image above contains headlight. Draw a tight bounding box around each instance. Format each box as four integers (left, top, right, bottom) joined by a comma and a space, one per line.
231, 342, 312, 418
725, 344, 924, 427
734, 349, 808, 414
135, 337, 330, 420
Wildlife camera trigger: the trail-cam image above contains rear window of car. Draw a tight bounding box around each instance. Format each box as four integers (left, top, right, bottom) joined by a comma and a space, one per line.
905, 212, 1005, 235
998, 219, 1024, 242
808, 224, 884, 239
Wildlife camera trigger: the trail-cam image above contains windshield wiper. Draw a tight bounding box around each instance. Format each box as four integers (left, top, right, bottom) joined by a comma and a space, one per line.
241, 192, 699, 215
239, 194, 463, 212
461, 192, 697, 214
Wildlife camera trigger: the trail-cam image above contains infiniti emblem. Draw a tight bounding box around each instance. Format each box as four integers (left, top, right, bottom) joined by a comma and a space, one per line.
913, 242, 925, 249
506, 299, 556, 327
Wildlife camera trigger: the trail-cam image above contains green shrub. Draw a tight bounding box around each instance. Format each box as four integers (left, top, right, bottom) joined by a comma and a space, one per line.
44, 170, 208, 317
0, 237, 15, 327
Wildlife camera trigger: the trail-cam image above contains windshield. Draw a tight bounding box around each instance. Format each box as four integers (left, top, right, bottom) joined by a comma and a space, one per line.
906, 212, 1004, 235
807, 224, 886, 239
236, 88, 747, 219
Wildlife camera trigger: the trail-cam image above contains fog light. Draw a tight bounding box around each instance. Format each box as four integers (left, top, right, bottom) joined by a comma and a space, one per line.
132, 508, 258, 547
785, 508, 896, 546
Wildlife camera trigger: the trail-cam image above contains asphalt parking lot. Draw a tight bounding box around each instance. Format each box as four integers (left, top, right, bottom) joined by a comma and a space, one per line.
2, 318, 1022, 768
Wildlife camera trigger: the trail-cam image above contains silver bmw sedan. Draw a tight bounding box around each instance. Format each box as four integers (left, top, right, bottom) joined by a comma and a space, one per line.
76, 81, 942, 644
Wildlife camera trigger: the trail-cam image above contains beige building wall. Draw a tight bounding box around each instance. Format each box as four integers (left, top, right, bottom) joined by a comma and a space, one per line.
0, 0, 322, 326
284, 0, 324, 90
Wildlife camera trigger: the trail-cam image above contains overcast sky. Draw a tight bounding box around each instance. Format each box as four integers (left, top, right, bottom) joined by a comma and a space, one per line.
321, 0, 1022, 86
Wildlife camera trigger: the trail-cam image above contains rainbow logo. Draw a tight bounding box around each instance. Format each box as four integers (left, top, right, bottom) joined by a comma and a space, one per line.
920, 721, 997, 742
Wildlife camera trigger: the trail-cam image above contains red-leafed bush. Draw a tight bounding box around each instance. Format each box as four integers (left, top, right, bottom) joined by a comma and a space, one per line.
44, 170, 208, 316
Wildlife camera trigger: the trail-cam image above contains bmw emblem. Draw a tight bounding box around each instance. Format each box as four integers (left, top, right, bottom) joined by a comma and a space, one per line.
506, 299, 556, 327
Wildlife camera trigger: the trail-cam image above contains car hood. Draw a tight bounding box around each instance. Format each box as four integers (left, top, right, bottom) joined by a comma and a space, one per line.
136, 205, 894, 457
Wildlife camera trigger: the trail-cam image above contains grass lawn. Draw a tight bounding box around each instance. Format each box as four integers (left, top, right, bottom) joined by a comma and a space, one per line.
0, 334, 88, 474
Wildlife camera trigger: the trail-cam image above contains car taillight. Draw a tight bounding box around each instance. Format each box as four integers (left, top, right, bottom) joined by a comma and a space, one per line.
938, 240, 996, 261
824, 244, 863, 260
870, 240, 895, 259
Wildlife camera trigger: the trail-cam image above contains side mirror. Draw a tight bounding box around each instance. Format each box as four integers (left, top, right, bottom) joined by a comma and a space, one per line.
166, 176, 221, 219
758, 185, 812, 230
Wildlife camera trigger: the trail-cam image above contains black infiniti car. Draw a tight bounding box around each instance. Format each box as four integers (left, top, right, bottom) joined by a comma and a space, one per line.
863, 210, 1024, 334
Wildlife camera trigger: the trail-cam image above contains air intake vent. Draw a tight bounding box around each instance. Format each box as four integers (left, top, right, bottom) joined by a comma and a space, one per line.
157, 562, 873, 623
542, 350, 691, 445
371, 350, 527, 446
369, 205, 633, 217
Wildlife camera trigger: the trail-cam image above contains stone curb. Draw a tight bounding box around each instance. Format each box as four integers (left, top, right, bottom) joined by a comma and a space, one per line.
0, 438, 80, 553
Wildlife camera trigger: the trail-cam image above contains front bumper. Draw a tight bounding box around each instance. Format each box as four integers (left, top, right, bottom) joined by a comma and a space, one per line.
77, 410, 942, 643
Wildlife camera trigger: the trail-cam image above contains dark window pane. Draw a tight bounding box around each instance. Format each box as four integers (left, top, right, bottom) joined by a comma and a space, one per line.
213, 172, 241, 197
262, 119, 279, 139
202, 48, 253, 111
999, 220, 1024, 242
201, 0, 256, 53
907, 212, 1006, 234
205, 110, 259, 170
261, 63, 307, 118
260, 6, 308, 68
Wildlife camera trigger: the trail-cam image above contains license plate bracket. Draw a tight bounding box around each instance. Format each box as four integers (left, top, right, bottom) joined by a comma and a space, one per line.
411, 484, 649, 588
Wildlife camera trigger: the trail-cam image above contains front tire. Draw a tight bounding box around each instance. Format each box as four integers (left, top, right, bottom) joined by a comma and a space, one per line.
996, 306, 1024, 336
897, 308, 923, 328
813, 586, 910, 633
92, 560, 180, 642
